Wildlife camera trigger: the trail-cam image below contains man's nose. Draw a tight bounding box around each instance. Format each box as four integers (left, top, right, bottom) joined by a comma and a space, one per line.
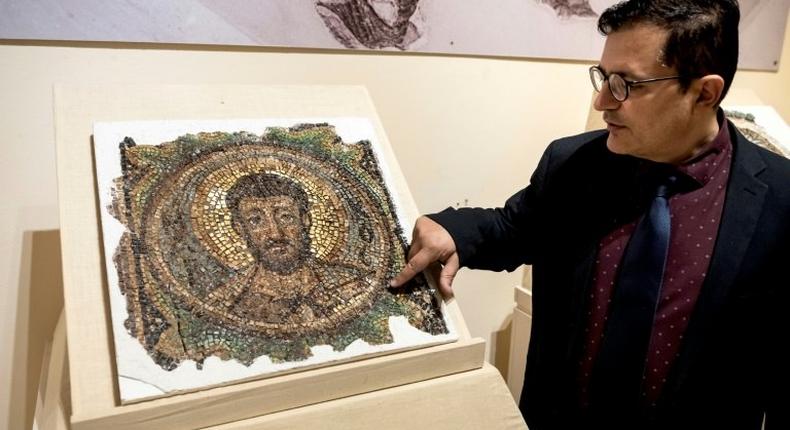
271, 220, 289, 239
257, 214, 285, 239
593, 86, 620, 111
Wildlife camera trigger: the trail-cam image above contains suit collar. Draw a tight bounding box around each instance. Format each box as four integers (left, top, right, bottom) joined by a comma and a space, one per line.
660, 121, 768, 407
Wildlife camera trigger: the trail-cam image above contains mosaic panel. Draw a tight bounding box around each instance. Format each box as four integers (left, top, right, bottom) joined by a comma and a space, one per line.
725, 109, 790, 159
95, 120, 454, 401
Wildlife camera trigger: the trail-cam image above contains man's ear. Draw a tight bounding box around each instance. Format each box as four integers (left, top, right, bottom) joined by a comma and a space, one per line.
302, 211, 311, 229
694, 74, 725, 108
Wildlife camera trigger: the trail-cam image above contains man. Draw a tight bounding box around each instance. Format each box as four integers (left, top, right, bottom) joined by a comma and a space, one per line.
228, 172, 314, 276
214, 172, 372, 326
391, 1, 789, 428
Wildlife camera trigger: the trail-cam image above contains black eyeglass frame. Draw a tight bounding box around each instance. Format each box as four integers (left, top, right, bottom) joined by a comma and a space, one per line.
589, 65, 681, 102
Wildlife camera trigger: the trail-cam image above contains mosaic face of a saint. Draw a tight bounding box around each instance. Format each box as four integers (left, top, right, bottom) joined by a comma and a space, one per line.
237, 195, 310, 274
227, 173, 312, 275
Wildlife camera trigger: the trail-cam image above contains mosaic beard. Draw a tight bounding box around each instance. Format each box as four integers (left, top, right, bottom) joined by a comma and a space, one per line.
253, 237, 310, 274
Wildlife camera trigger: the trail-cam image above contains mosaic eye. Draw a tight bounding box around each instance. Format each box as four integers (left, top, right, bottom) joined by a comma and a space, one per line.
275, 210, 298, 225
246, 214, 263, 226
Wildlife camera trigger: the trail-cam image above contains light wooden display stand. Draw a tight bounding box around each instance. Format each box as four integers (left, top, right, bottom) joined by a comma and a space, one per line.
53, 84, 526, 430
506, 284, 532, 402
34, 312, 70, 430
36, 310, 524, 430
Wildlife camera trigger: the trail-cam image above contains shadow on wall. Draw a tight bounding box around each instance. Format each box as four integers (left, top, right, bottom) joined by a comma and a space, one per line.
8, 230, 64, 430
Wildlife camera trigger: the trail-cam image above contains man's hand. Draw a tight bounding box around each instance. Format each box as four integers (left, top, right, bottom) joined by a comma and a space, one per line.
390, 216, 460, 298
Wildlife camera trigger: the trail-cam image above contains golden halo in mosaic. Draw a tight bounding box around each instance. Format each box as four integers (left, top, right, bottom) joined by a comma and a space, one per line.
190, 152, 348, 270
142, 142, 391, 335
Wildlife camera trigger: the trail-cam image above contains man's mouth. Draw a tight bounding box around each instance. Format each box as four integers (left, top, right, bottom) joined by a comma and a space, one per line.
264, 240, 293, 254
605, 121, 626, 132
603, 116, 625, 130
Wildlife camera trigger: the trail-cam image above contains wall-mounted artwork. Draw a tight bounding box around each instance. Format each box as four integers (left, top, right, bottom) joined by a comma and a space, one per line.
93, 118, 456, 403
2, 0, 786, 70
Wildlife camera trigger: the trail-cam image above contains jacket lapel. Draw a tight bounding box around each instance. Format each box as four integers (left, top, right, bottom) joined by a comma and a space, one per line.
661, 123, 768, 404
564, 145, 642, 364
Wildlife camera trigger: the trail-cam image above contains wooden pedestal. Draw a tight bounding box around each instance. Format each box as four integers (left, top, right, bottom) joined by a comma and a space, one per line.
507, 284, 532, 402
53, 84, 526, 429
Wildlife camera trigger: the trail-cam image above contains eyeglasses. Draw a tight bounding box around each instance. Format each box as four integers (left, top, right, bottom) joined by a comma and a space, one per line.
589, 65, 681, 102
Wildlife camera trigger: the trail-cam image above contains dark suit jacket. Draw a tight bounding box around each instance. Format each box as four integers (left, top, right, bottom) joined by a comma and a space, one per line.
430, 122, 790, 429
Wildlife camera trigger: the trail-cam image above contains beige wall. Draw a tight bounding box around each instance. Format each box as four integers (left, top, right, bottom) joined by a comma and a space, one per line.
2, 14, 789, 429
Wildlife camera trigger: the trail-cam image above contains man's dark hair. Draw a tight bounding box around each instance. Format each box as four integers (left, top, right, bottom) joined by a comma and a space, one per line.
226, 173, 310, 220
598, 0, 740, 104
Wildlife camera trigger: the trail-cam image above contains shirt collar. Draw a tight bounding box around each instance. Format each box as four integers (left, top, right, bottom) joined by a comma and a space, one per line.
676, 108, 732, 187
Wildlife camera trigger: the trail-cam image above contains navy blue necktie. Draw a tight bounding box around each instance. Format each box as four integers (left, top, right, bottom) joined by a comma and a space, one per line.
589, 175, 677, 418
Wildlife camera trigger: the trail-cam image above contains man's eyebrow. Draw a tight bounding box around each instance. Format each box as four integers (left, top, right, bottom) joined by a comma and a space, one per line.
597, 64, 636, 79
272, 201, 298, 209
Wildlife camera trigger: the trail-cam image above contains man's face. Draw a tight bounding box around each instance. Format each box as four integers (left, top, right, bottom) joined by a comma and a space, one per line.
237, 195, 310, 274
594, 24, 700, 163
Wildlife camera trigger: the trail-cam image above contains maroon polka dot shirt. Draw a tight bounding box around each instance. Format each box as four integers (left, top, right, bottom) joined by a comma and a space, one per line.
578, 117, 733, 408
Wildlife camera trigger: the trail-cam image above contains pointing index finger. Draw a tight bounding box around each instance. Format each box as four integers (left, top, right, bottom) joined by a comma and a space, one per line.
389, 249, 433, 287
